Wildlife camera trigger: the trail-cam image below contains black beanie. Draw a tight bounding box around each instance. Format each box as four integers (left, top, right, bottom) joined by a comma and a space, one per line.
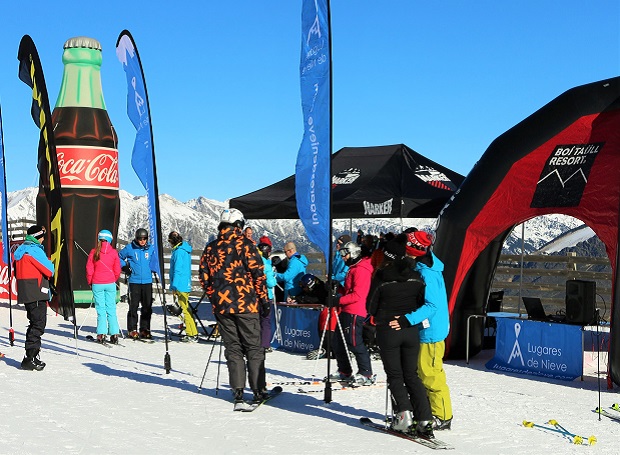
383, 237, 406, 261
27, 225, 46, 240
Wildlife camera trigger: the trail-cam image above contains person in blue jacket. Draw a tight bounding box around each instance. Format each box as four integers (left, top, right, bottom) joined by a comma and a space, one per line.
275, 241, 308, 298
257, 238, 277, 351
119, 228, 158, 340
389, 230, 453, 431
168, 231, 198, 342
332, 235, 350, 287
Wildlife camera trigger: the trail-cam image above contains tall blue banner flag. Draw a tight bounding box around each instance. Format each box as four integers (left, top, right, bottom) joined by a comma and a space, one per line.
116, 31, 162, 278
295, 0, 331, 262
0, 104, 8, 266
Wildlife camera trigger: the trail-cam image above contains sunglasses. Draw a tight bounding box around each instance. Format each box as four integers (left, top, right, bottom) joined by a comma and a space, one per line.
137, 237, 148, 241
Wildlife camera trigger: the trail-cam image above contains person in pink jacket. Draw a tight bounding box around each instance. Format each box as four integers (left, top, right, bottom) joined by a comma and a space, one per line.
86, 230, 121, 344
329, 241, 375, 386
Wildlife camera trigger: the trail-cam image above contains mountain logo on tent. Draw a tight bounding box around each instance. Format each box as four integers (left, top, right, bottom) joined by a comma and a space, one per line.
332, 168, 361, 187
531, 142, 603, 208
414, 166, 457, 191
537, 168, 588, 187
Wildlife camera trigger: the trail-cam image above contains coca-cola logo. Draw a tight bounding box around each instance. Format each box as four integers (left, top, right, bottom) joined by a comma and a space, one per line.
0, 263, 17, 298
56, 146, 119, 189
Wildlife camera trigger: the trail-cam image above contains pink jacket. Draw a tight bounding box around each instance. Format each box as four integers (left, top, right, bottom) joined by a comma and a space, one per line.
339, 257, 374, 317
86, 242, 121, 285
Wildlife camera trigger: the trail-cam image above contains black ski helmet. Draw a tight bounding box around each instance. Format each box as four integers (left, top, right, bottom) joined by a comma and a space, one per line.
299, 273, 317, 291
166, 302, 183, 317
257, 242, 272, 258
135, 228, 149, 240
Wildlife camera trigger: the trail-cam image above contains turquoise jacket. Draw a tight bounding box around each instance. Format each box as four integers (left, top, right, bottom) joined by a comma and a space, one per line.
404, 252, 450, 343
331, 252, 349, 287
276, 253, 308, 297
261, 255, 277, 300
169, 241, 192, 293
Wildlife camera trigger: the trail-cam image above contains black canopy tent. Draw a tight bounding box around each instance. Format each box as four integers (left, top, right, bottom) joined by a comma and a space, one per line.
230, 144, 465, 219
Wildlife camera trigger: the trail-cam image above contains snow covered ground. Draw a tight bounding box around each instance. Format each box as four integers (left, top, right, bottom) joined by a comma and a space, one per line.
1, 299, 619, 455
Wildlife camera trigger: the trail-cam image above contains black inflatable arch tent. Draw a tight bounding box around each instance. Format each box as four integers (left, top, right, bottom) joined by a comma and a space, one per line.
434, 76, 620, 386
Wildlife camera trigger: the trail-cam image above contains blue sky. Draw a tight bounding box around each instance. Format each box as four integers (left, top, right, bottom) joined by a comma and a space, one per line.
0, 1, 618, 203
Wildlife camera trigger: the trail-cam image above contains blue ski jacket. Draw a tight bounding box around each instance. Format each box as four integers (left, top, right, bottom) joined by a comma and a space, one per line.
403, 252, 450, 343
169, 240, 192, 293
119, 240, 157, 284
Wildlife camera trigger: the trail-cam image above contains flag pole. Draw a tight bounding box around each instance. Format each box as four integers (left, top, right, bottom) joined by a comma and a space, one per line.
0, 103, 14, 346
323, 0, 334, 405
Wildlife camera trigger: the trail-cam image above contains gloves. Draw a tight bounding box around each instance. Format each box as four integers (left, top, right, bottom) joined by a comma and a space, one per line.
121, 264, 132, 276
260, 300, 271, 317
391, 315, 412, 330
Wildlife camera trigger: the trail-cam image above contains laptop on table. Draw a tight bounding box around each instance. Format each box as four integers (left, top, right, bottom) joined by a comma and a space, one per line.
522, 297, 566, 323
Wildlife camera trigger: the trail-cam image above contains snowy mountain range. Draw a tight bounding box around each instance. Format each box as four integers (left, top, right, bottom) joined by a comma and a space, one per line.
6, 187, 597, 255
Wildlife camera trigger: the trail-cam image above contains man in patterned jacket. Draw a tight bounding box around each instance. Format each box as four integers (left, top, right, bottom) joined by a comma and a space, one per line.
199, 208, 269, 406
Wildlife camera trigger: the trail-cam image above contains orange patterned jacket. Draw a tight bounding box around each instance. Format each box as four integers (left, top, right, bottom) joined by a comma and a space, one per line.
199, 227, 268, 314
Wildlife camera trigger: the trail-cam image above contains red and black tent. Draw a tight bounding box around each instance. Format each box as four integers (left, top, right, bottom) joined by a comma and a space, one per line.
230, 144, 464, 219
434, 76, 620, 386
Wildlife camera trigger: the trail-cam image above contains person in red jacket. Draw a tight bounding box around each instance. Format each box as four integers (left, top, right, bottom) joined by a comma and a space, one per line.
329, 242, 375, 385
86, 230, 121, 344
14, 225, 54, 371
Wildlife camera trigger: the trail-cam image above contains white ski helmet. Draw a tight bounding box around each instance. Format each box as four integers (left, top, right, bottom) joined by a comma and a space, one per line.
340, 241, 362, 265
219, 208, 245, 230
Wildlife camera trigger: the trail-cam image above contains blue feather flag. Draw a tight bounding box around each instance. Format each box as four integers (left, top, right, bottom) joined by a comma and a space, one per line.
295, 0, 332, 263
116, 31, 164, 279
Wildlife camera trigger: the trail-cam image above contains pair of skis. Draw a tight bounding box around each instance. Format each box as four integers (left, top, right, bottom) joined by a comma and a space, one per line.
594, 403, 620, 422
85, 335, 124, 348
522, 419, 597, 445
298, 381, 385, 394
233, 386, 282, 412
359, 417, 453, 450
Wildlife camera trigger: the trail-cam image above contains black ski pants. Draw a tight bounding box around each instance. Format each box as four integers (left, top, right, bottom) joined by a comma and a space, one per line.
333, 312, 373, 377
216, 312, 265, 391
376, 324, 432, 421
127, 283, 153, 332
25, 300, 47, 354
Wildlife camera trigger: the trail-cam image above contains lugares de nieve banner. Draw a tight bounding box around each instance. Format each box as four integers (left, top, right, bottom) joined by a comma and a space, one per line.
270, 305, 320, 353
486, 318, 583, 381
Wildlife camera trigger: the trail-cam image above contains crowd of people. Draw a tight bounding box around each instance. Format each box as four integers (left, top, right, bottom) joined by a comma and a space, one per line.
16, 210, 453, 440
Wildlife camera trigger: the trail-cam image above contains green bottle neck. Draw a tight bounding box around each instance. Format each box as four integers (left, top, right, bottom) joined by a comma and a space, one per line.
55, 47, 106, 109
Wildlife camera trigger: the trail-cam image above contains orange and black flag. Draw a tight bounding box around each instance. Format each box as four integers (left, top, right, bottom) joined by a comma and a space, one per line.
17, 35, 75, 323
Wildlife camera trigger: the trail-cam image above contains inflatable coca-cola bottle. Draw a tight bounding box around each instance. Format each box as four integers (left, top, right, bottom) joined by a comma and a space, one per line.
36, 37, 120, 304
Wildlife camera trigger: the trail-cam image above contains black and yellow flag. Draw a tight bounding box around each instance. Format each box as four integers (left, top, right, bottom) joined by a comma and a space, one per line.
17, 35, 75, 322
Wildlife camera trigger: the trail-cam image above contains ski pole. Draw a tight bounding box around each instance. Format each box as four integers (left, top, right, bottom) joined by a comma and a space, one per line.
547, 420, 596, 445
153, 273, 172, 374
334, 312, 353, 370
215, 333, 223, 396
384, 385, 391, 428
8, 267, 14, 346
311, 307, 332, 378
198, 328, 219, 391
522, 421, 596, 445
